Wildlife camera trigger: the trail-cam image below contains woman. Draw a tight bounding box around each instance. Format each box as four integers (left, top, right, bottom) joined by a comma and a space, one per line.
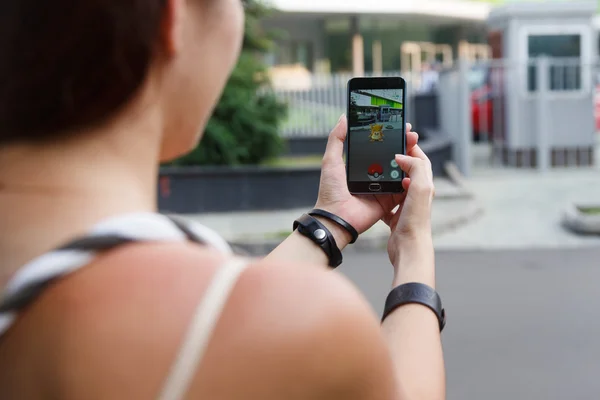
0, 0, 445, 399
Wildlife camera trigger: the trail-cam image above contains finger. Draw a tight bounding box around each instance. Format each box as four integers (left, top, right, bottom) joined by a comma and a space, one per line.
382, 205, 403, 230
402, 177, 411, 191
382, 209, 394, 227
323, 114, 347, 162
407, 143, 430, 163
381, 192, 406, 227
389, 207, 402, 230
406, 123, 412, 133
406, 130, 419, 151
395, 154, 435, 197
395, 153, 428, 182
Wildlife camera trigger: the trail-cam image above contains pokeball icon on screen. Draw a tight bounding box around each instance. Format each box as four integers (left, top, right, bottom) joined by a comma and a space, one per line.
368, 163, 384, 181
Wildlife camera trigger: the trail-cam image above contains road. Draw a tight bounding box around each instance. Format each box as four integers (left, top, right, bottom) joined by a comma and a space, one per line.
339, 248, 600, 400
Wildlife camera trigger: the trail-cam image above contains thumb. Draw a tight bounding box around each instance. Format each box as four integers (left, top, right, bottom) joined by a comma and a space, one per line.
395, 154, 426, 181
395, 154, 435, 197
323, 114, 347, 163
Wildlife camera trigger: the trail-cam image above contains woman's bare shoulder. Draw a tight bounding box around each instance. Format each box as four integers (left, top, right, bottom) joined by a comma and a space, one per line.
29, 242, 397, 399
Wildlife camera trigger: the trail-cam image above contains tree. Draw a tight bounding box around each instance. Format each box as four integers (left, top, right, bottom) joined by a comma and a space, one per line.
171, 0, 287, 166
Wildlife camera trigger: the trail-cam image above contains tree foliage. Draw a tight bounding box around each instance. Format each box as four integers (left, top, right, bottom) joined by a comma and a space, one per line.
171, 1, 287, 166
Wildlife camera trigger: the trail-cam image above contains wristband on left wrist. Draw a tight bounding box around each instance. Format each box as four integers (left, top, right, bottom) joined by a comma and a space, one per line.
293, 214, 343, 268
308, 209, 359, 244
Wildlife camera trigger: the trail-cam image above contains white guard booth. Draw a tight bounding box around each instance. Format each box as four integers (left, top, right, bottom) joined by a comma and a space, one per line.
487, 1, 597, 168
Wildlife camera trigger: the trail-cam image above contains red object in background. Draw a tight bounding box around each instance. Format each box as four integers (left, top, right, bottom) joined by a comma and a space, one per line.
471, 84, 600, 139
368, 163, 384, 177
471, 85, 494, 140
595, 85, 600, 132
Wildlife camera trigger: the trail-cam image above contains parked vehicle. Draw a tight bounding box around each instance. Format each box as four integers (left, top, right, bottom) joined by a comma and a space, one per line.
596, 84, 600, 132
469, 64, 494, 141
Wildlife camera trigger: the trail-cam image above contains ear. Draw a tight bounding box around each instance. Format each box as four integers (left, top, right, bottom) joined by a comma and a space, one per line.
160, 0, 185, 57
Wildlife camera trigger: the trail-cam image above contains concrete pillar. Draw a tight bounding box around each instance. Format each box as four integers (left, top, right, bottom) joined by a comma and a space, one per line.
458, 40, 471, 61
372, 40, 383, 75
351, 16, 364, 76
352, 35, 365, 76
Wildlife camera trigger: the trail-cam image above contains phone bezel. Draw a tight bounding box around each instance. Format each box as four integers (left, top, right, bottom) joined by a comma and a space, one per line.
346, 77, 407, 195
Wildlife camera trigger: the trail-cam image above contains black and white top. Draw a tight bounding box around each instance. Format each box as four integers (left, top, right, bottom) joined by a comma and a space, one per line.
0, 212, 249, 400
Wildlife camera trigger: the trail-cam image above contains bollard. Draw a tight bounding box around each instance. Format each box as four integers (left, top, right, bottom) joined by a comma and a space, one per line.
535, 56, 550, 172
457, 58, 472, 177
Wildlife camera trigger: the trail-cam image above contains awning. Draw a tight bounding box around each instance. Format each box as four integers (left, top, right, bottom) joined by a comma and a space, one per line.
266, 0, 492, 22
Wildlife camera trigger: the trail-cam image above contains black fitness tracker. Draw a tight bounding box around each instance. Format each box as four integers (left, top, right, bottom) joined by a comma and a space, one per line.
308, 209, 359, 244
382, 283, 446, 332
293, 214, 343, 268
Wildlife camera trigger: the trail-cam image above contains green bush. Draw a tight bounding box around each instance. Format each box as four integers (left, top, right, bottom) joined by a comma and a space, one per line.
172, 1, 287, 166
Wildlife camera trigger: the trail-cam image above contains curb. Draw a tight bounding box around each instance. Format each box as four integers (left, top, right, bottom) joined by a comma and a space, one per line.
443, 161, 475, 198
230, 200, 485, 256
562, 203, 600, 236
230, 163, 483, 255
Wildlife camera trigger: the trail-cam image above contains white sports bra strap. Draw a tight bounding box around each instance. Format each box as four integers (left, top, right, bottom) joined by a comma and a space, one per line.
156, 257, 252, 400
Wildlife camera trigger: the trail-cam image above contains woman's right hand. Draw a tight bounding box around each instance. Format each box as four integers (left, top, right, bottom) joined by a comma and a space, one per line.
383, 140, 435, 269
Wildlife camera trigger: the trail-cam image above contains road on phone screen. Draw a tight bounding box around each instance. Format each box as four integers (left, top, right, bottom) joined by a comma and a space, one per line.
348, 126, 404, 182
339, 247, 600, 400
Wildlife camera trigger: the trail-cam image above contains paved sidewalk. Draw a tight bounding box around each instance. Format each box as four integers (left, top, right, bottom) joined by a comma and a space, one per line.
434, 165, 600, 250
182, 148, 600, 253
183, 177, 481, 254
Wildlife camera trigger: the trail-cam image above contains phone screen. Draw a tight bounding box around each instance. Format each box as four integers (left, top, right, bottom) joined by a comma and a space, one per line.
347, 80, 406, 193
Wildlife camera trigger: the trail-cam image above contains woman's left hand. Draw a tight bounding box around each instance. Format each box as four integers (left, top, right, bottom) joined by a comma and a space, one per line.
314, 115, 420, 238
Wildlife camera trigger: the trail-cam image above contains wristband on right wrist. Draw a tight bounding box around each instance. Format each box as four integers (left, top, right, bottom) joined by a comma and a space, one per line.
381, 282, 446, 332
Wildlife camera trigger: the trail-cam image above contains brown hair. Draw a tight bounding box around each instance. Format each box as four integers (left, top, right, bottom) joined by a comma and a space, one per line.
0, 0, 166, 144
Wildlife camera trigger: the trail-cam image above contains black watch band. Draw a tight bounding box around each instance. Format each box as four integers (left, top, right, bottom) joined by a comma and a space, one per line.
293, 214, 343, 268
382, 283, 446, 332
308, 209, 359, 244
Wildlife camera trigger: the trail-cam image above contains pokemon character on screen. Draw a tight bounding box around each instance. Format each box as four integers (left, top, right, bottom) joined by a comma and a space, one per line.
367, 163, 384, 181
369, 124, 385, 142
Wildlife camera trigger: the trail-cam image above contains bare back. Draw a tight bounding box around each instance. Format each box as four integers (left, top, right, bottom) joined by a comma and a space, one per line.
0, 231, 398, 399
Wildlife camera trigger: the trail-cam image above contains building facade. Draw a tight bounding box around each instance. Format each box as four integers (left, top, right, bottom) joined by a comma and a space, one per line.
261, 0, 600, 77
261, 0, 495, 76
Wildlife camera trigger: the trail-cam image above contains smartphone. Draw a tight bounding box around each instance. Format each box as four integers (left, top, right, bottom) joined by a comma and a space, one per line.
346, 77, 407, 194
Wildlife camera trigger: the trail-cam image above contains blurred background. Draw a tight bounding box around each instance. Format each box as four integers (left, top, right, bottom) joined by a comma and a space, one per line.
162, 1, 600, 398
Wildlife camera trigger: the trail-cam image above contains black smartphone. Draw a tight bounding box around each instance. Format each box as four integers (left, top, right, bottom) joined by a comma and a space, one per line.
346, 77, 407, 194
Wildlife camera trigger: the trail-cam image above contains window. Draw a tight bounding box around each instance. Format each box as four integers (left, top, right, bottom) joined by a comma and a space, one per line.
527, 34, 581, 92
520, 25, 591, 95
295, 43, 312, 70
272, 41, 314, 71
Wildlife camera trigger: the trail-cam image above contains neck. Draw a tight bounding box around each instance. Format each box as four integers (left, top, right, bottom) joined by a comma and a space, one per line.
0, 105, 164, 285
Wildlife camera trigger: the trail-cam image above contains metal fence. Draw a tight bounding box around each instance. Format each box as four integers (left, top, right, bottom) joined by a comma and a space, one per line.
439, 57, 598, 174
270, 58, 598, 172
270, 71, 421, 138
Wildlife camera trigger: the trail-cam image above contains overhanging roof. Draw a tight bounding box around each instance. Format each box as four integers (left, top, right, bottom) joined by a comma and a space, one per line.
266, 0, 492, 22
489, 0, 596, 22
